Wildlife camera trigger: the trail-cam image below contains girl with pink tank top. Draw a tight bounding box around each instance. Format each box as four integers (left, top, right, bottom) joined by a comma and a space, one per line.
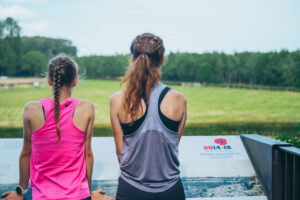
30, 97, 90, 199
1, 56, 114, 200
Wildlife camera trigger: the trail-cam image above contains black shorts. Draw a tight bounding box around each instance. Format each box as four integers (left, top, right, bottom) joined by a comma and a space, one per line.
116, 177, 186, 200
81, 196, 91, 200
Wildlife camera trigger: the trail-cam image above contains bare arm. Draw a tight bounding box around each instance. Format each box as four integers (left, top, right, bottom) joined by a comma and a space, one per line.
1, 104, 32, 199
110, 93, 123, 163
177, 96, 187, 142
85, 102, 94, 192
19, 104, 32, 191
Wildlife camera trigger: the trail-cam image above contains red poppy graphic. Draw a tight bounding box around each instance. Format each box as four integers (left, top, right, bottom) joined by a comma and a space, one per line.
214, 138, 227, 146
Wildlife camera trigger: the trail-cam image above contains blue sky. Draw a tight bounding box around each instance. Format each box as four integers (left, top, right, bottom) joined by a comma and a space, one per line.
0, 0, 299, 56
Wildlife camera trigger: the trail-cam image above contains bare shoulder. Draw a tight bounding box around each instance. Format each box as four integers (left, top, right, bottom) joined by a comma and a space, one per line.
167, 89, 187, 106
77, 99, 94, 111
24, 101, 42, 114
23, 101, 42, 122
160, 88, 186, 121
24, 101, 41, 109
110, 90, 124, 106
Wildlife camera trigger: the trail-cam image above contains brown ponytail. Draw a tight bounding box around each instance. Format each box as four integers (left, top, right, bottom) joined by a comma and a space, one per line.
53, 65, 62, 141
48, 55, 78, 141
122, 33, 165, 121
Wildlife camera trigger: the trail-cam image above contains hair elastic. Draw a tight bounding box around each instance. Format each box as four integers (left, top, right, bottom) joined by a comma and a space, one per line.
140, 51, 148, 55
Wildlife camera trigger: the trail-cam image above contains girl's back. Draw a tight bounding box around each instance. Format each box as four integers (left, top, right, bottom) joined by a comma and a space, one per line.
30, 97, 90, 199
110, 33, 187, 200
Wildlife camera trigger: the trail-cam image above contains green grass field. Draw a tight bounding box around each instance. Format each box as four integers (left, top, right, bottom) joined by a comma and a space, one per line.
0, 79, 300, 138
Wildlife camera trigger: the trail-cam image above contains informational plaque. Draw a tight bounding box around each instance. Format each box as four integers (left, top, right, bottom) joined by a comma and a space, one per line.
178, 136, 266, 199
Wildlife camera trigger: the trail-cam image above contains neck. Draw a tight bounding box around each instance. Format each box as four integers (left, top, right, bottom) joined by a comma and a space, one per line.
51, 86, 72, 103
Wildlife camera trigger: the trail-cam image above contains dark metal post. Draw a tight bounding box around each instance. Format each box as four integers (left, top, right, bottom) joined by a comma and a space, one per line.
279, 147, 300, 200
240, 134, 291, 200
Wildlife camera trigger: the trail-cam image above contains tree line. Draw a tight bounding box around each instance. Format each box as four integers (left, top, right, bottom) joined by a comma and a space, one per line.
0, 17, 77, 77
163, 51, 300, 87
0, 17, 299, 87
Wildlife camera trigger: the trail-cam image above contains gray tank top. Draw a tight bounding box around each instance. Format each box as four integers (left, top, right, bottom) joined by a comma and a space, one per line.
120, 82, 180, 192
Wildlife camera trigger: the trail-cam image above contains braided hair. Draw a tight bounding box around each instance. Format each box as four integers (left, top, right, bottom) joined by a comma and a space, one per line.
48, 55, 78, 141
122, 33, 165, 121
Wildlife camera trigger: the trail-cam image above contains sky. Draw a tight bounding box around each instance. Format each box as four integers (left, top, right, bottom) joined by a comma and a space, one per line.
0, 0, 300, 56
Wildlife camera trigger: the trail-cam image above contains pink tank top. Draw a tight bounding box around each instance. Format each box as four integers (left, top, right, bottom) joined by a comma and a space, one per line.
30, 97, 90, 200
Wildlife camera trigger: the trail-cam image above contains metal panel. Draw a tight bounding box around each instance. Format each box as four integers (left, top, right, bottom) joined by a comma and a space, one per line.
241, 134, 291, 200
273, 148, 285, 199
294, 155, 300, 200
279, 146, 300, 200
284, 152, 293, 200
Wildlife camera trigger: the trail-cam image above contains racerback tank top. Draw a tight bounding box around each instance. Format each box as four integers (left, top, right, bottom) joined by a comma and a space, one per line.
120, 83, 180, 192
30, 97, 90, 200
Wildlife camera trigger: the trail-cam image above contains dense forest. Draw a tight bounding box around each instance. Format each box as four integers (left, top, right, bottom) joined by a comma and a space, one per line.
0, 17, 299, 87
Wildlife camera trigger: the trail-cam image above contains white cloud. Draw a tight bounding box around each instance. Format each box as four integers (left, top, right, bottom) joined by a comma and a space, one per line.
4, 0, 45, 4
0, 5, 36, 19
20, 21, 49, 35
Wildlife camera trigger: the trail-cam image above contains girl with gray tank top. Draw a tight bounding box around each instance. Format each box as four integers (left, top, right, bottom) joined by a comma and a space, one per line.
110, 33, 187, 200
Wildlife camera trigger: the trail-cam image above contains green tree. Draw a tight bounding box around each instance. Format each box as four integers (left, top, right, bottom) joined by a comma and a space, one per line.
0, 17, 21, 76
0, 40, 17, 76
21, 51, 47, 76
22, 36, 77, 59
196, 62, 211, 82
291, 51, 300, 87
